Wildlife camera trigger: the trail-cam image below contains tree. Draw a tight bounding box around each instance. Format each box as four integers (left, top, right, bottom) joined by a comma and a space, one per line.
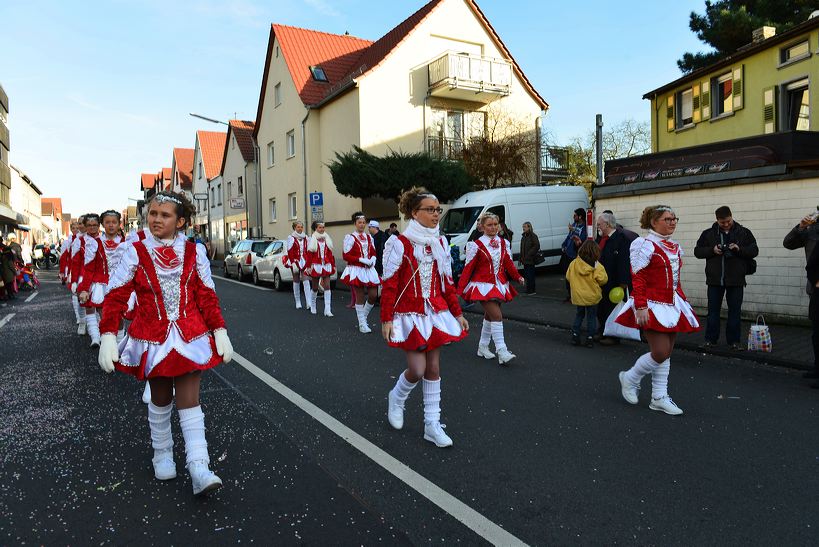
328, 146, 475, 203
678, 1, 816, 73
566, 119, 651, 194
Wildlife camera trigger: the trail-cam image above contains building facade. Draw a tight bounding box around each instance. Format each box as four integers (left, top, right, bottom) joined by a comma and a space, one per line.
9, 164, 46, 251
41, 197, 64, 243
254, 0, 548, 245
219, 120, 258, 257
171, 148, 195, 201
192, 130, 227, 241
0, 83, 15, 235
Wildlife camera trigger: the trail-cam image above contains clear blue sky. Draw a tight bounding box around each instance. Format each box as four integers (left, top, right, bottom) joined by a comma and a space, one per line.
2, 0, 708, 215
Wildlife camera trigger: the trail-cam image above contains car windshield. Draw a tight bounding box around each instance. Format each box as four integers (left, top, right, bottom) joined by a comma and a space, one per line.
440, 206, 483, 234
251, 242, 270, 254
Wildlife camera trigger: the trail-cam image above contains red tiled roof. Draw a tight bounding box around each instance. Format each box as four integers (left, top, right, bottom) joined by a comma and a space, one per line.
161, 167, 172, 181
197, 130, 228, 180
141, 172, 156, 191
173, 148, 195, 189
220, 120, 257, 176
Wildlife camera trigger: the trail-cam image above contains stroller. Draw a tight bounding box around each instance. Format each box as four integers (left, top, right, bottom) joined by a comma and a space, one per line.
16, 261, 40, 291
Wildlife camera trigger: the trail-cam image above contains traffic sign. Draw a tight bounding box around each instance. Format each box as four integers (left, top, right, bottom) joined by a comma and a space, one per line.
309, 192, 324, 206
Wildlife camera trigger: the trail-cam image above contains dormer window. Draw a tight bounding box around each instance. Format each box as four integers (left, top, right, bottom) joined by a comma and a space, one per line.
310, 65, 328, 82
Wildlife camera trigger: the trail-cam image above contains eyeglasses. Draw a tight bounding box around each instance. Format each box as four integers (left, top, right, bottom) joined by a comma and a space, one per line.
416, 207, 444, 214
661, 217, 679, 223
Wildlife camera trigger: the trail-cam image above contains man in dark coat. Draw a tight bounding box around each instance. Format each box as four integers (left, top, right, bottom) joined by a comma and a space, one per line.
368, 220, 389, 276
784, 209, 819, 382
595, 212, 631, 344
694, 206, 759, 350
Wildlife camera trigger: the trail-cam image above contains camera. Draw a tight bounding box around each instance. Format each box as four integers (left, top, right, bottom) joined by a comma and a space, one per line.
718, 243, 733, 258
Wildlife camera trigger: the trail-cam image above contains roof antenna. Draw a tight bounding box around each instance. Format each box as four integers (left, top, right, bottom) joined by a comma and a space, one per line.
344, 30, 350, 35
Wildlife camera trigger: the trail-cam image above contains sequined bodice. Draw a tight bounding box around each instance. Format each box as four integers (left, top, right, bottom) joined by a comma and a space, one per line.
480, 236, 503, 277
357, 233, 370, 259
150, 243, 184, 322
412, 241, 435, 299
647, 233, 681, 290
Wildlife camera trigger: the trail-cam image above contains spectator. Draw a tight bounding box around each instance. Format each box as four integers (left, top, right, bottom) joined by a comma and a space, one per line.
596, 212, 631, 345
566, 240, 608, 347
806, 243, 819, 389
499, 221, 514, 243
602, 209, 639, 244
6, 233, 23, 263
559, 208, 586, 302
388, 222, 400, 236
519, 221, 540, 295
0, 239, 16, 299
694, 206, 759, 350
368, 220, 389, 276
784, 208, 819, 382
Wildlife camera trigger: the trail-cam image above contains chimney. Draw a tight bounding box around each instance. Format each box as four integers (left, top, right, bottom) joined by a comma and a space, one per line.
752, 26, 776, 43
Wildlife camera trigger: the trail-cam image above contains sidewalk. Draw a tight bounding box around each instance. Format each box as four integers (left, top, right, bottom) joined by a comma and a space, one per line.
467, 270, 812, 371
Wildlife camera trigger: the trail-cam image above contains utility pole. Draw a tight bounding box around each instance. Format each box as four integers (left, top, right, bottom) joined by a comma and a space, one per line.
595, 114, 604, 185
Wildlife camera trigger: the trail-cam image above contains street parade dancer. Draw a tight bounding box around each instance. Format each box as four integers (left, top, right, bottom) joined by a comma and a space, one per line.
615, 205, 701, 416
60, 219, 83, 327
341, 212, 381, 333
381, 187, 469, 448
305, 221, 336, 316
98, 191, 234, 496
77, 211, 123, 347
457, 211, 524, 365
284, 220, 311, 310
124, 216, 153, 402
70, 215, 94, 339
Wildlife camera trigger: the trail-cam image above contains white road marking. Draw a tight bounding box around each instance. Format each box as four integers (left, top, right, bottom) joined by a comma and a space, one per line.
25, 292, 38, 303
0, 313, 15, 330
232, 351, 527, 547
213, 275, 272, 291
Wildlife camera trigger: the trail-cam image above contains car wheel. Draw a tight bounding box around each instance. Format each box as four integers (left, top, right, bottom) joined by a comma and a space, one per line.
273, 269, 283, 291
238, 265, 244, 281
223, 262, 230, 278
252, 268, 260, 286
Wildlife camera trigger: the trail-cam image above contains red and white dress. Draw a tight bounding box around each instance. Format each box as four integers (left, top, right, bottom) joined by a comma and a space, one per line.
305, 235, 336, 278
59, 234, 76, 284
69, 233, 88, 292
77, 234, 124, 308
341, 231, 380, 287
125, 227, 150, 244
380, 229, 466, 352
284, 232, 308, 274
458, 235, 522, 302
100, 233, 226, 380
615, 231, 701, 333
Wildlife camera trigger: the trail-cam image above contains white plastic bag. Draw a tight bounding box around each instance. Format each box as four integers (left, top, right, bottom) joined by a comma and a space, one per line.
603, 298, 641, 342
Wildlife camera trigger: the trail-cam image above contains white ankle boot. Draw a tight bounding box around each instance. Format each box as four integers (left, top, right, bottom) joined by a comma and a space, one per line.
477, 345, 495, 359
152, 449, 177, 480
387, 390, 404, 430
423, 422, 453, 448
188, 460, 222, 495
497, 348, 516, 365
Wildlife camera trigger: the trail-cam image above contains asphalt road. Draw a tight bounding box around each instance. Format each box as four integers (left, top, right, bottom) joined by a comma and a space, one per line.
1, 270, 817, 545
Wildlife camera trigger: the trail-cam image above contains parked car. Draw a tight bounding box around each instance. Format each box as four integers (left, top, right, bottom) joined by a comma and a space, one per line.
440, 185, 589, 268
253, 239, 337, 291
224, 238, 275, 281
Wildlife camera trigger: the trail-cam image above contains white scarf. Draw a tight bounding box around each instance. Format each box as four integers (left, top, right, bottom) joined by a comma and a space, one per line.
402, 219, 452, 281
291, 231, 307, 240
308, 232, 334, 252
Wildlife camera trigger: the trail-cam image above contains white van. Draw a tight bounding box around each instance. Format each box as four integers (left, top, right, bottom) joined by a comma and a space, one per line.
440, 185, 589, 267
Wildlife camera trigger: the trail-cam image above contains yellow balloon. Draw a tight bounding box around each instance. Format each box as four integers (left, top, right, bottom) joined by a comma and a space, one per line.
609, 286, 625, 304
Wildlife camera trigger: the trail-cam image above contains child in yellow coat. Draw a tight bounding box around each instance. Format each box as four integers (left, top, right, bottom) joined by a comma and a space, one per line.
566, 240, 608, 347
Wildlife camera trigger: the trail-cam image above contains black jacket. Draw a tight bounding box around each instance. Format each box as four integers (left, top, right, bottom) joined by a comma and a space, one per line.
519, 231, 540, 265
784, 222, 819, 294
694, 221, 759, 287
371, 229, 390, 275
596, 229, 631, 290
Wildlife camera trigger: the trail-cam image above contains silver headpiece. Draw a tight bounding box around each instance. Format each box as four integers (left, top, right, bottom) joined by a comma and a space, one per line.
155, 194, 183, 206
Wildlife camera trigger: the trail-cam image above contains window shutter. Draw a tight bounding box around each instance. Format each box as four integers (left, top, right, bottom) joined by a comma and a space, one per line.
762, 86, 777, 134
692, 83, 701, 123
732, 65, 744, 110
666, 95, 675, 132
701, 80, 711, 120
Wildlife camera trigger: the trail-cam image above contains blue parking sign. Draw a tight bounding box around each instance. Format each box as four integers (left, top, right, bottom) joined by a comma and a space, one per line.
309, 192, 323, 206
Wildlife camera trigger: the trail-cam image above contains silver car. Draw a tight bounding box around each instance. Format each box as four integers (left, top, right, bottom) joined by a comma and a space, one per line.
224, 238, 274, 281
253, 240, 337, 291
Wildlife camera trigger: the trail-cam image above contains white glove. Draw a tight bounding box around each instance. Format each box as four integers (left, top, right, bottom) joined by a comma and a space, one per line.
214, 329, 233, 363
98, 333, 119, 373
71, 282, 77, 294
363, 256, 375, 267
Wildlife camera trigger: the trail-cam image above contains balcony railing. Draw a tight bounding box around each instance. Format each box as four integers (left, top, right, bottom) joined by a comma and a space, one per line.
427, 136, 467, 160
427, 52, 512, 102
541, 147, 569, 181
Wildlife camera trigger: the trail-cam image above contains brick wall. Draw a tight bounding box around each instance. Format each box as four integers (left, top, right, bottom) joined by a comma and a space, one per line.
595, 177, 816, 322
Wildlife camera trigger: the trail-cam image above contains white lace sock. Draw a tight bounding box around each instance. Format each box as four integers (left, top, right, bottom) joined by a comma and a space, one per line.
71, 295, 81, 323
624, 353, 661, 386
148, 402, 174, 458
490, 321, 507, 352
391, 372, 418, 402
479, 319, 492, 347
85, 311, 100, 342
179, 406, 209, 466
422, 378, 442, 424
323, 290, 332, 315
651, 359, 671, 399
293, 281, 302, 308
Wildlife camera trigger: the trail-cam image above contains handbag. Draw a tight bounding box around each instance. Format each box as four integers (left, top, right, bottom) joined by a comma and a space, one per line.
747, 315, 772, 352
603, 290, 641, 342
534, 254, 546, 265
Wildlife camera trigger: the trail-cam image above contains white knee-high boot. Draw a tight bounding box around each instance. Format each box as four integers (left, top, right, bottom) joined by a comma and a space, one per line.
323, 289, 333, 317
422, 379, 453, 447
179, 406, 222, 495
148, 402, 176, 480
387, 372, 417, 429
293, 280, 303, 309
355, 304, 372, 332
71, 294, 81, 324
310, 287, 318, 314
491, 321, 515, 364
477, 319, 495, 358
86, 311, 100, 345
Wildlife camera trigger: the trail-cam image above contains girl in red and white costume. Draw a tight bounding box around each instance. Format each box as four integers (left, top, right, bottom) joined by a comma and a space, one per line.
615, 205, 701, 416
457, 212, 524, 365
60, 219, 83, 326
284, 220, 311, 309
382, 188, 469, 448
341, 212, 381, 333
305, 221, 336, 316
69, 216, 88, 335
98, 192, 234, 496
74, 214, 101, 342
77, 211, 125, 347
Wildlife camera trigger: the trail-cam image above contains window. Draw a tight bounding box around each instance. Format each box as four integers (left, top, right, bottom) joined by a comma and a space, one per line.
276, 46, 279, 58
210, 187, 215, 208
676, 88, 694, 128
274, 83, 281, 107
217, 183, 222, 206
289, 193, 297, 219
269, 198, 277, 222
286, 130, 295, 158
781, 40, 810, 64
710, 72, 733, 117
310, 65, 328, 82
198, 161, 203, 179
227, 180, 232, 199
785, 78, 810, 131
267, 141, 275, 167
238, 176, 243, 195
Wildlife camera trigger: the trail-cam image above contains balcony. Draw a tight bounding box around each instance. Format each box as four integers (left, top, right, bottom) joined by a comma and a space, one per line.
427, 52, 512, 103
540, 147, 569, 182
427, 136, 467, 160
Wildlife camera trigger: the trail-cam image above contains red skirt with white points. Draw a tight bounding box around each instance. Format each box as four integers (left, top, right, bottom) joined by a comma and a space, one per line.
341, 264, 380, 287
115, 324, 223, 380
388, 303, 467, 352
460, 280, 517, 303
615, 294, 701, 333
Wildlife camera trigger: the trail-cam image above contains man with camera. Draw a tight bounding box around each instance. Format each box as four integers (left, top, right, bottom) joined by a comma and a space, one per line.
695, 206, 759, 350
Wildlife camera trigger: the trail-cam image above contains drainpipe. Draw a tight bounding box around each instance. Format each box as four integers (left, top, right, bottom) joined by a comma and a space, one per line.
302, 108, 311, 230
253, 137, 261, 238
